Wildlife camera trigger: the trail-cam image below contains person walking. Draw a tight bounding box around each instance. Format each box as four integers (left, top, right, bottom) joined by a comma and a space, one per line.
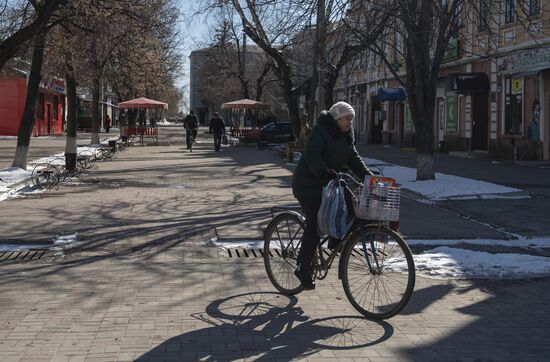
209, 112, 226, 151
183, 110, 199, 151
104, 115, 111, 133
291, 101, 371, 290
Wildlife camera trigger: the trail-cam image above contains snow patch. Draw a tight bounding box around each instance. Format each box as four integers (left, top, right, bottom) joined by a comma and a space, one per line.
411, 247, 550, 279
362, 157, 522, 200
0, 243, 49, 252
211, 238, 550, 279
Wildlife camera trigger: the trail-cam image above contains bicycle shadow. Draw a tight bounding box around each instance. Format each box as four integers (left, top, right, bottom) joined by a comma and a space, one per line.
136, 292, 394, 361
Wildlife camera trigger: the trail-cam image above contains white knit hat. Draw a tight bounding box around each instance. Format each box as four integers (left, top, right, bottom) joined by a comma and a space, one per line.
329, 101, 355, 121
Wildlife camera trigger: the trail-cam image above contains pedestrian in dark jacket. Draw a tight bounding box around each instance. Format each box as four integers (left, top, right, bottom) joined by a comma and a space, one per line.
104, 115, 111, 133
291, 101, 371, 289
184, 111, 199, 150
209, 112, 226, 151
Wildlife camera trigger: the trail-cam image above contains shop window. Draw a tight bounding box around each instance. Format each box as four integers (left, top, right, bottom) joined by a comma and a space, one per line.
478, 0, 488, 31
505, 0, 515, 24
37, 93, 44, 120
529, 0, 540, 16
504, 77, 523, 135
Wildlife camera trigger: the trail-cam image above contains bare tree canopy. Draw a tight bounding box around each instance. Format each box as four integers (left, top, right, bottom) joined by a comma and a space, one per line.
0, 0, 65, 69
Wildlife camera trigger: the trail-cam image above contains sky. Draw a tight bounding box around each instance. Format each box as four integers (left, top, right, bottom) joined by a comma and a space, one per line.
176, 0, 212, 89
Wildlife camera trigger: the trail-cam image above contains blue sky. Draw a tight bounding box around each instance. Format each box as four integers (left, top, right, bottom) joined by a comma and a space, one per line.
176, 0, 211, 88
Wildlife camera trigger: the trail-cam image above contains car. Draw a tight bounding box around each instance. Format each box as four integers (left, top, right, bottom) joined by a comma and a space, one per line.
260, 122, 296, 144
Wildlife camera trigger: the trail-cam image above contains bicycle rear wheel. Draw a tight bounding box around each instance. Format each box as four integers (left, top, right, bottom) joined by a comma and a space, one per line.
263, 212, 305, 295
340, 225, 415, 319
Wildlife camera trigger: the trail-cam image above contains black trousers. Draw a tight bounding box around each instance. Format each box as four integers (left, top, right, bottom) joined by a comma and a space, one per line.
296, 197, 322, 272
213, 132, 222, 151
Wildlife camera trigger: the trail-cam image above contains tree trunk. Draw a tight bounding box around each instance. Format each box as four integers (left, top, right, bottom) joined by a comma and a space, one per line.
324, 69, 337, 108
12, 34, 46, 169
128, 109, 137, 127
285, 92, 300, 136
240, 78, 250, 99
65, 68, 78, 171
91, 79, 101, 144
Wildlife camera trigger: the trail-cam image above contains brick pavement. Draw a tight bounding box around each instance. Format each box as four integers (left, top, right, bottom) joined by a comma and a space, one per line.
356, 144, 550, 238
0, 128, 549, 361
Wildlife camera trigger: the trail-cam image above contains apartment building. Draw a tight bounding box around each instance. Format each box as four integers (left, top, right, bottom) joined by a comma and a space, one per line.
337, 0, 550, 161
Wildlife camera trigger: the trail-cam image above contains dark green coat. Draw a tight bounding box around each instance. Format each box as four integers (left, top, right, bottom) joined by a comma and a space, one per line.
292, 111, 368, 200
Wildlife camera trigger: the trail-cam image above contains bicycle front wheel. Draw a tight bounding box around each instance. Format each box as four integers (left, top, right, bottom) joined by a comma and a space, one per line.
340, 225, 415, 319
263, 212, 305, 295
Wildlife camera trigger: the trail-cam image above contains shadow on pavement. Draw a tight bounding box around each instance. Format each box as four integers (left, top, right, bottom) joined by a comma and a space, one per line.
399, 278, 550, 360
137, 292, 394, 361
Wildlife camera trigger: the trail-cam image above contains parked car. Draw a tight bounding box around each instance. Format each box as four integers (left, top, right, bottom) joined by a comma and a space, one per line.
260, 122, 296, 144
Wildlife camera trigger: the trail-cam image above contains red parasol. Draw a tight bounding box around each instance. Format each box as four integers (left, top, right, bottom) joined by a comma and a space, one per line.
117, 97, 168, 109
221, 98, 271, 110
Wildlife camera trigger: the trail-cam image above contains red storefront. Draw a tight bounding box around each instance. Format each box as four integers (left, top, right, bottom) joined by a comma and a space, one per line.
0, 76, 65, 136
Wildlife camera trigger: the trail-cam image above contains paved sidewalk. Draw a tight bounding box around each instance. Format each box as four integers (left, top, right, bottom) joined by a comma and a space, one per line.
357, 144, 550, 238
0, 132, 117, 169
0, 128, 549, 361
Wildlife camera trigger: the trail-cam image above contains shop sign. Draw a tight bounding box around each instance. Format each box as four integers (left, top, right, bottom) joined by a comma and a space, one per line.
39, 77, 66, 93
404, 103, 414, 133
445, 95, 458, 133
498, 47, 550, 75
511, 78, 523, 93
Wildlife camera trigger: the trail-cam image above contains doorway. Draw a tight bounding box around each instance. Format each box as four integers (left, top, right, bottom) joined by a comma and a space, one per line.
370, 96, 382, 144
46, 103, 52, 134
471, 92, 489, 150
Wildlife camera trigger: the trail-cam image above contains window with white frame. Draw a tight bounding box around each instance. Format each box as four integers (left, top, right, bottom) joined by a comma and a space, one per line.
504, 77, 523, 135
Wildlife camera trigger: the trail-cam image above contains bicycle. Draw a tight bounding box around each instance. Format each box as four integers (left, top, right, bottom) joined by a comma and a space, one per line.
187, 128, 197, 152
263, 172, 415, 320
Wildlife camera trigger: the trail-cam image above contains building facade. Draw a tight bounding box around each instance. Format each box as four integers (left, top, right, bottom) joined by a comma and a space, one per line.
0, 71, 66, 137
336, 1, 550, 161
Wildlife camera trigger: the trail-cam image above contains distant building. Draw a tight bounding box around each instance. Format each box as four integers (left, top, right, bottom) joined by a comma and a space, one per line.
0, 60, 66, 136
189, 44, 285, 126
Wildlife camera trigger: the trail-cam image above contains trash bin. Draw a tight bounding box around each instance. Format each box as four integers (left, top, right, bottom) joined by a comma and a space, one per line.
108, 140, 117, 152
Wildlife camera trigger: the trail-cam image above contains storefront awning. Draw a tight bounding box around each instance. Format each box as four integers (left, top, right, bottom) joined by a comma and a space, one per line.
377, 87, 407, 102
446, 73, 489, 94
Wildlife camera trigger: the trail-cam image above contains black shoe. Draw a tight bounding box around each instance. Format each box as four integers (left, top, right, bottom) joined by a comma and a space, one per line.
294, 268, 315, 290
327, 237, 340, 251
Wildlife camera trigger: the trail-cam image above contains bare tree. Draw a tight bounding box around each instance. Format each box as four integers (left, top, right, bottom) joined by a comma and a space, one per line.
218, 0, 316, 135
0, 0, 65, 70
200, 14, 279, 106
348, 0, 546, 180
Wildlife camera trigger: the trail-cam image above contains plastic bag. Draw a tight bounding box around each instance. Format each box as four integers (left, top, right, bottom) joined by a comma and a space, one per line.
317, 179, 348, 239
222, 134, 228, 145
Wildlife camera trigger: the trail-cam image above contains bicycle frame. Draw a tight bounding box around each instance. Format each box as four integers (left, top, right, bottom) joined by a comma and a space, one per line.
313, 219, 387, 281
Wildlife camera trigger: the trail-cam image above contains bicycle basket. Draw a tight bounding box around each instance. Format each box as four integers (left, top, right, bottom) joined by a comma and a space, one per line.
352, 176, 400, 221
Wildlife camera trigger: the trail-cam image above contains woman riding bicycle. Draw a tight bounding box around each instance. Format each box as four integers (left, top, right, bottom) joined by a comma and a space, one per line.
292, 101, 371, 290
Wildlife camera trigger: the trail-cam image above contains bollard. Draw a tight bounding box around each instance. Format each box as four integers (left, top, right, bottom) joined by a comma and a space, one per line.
108, 140, 117, 152
65, 153, 77, 172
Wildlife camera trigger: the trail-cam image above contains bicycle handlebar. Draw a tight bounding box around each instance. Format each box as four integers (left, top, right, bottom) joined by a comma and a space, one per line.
332, 167, 378, 185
